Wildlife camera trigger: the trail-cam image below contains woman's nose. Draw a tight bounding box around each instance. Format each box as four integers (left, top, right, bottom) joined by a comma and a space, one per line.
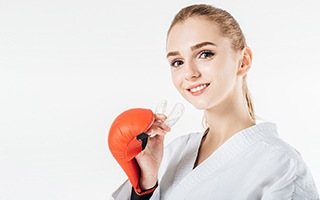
184, 61, 200, 81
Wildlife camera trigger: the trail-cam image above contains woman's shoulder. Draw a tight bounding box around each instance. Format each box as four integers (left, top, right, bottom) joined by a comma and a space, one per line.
246, 121, 301, 159
259, 127, 302, 160
253, 123, 319, 198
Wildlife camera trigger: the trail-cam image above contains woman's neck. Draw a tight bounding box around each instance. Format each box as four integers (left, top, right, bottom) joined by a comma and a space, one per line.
204, 92, 255, 148
194, 98, 255, 169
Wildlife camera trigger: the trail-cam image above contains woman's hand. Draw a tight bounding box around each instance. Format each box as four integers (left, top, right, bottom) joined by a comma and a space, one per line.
135, 114, 171, 190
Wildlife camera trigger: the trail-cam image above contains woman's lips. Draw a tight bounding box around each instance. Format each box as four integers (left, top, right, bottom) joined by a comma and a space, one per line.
187, 83, 210, 95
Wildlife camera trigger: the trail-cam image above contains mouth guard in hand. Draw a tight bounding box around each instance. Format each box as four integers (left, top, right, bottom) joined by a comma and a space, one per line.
155, 99, 184, 128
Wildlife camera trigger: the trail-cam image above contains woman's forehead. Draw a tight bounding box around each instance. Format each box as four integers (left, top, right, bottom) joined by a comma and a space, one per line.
166, 17, 230, 52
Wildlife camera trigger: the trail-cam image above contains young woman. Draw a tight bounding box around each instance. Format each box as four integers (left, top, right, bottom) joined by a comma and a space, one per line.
111, 4, 319, 200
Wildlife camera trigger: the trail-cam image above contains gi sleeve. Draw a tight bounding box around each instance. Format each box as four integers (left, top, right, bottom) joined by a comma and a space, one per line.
110, 180, 158, 200
110, 179, 132, 200
261, 150, 319, 200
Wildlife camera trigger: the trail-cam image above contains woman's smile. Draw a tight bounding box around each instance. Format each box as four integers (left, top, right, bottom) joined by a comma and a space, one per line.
187, 83, 210, 96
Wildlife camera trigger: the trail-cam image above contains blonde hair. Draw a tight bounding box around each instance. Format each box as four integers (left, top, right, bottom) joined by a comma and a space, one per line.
167, 4, 255, 126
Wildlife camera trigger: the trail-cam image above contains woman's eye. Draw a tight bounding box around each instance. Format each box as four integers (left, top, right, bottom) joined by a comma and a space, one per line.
199, 51, 215, 59
171, 60, 184, 68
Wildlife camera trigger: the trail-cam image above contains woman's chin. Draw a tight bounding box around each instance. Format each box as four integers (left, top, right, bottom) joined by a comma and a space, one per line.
189, 100, 210, 110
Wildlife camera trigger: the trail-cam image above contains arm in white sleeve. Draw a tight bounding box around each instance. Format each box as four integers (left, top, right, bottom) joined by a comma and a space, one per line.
261, 150, 319, 200
110, 180, 159, 200
110, 180, 132, 200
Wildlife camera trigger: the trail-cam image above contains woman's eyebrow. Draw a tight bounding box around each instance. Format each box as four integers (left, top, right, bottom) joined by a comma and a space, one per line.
191, 41, 216, 51
166, 51, 180, 58
167, 41, 216, 58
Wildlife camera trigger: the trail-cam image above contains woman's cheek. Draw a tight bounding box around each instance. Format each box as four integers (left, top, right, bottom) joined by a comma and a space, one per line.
171, 72, 180, 89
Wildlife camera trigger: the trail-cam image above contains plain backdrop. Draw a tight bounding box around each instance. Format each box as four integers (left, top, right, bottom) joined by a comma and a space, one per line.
0, 0, 319, 199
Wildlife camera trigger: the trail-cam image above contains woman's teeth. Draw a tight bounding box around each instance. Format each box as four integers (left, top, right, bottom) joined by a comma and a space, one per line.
190, 84, 208, 92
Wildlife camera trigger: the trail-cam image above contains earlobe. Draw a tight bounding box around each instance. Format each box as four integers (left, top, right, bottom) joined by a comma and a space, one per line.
237, 47, 253, 77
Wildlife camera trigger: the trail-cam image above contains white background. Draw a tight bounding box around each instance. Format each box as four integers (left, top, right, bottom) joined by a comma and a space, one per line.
0, 0, 319, 199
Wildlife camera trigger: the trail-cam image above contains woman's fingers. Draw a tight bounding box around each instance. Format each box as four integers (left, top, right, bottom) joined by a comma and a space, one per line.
154, 113, 167, 121
146, 115, 171, 136
153, 120, 171, 131
146, 125, 170, 136
147, 127, 169, 137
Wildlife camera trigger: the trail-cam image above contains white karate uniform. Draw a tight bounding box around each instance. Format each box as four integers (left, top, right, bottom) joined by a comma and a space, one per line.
110, 122, 319, 200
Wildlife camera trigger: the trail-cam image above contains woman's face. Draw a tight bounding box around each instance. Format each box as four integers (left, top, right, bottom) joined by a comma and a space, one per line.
166, 17, 243, 110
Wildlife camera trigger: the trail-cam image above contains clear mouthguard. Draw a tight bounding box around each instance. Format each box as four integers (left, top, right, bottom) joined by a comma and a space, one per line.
155, 99, 184, 128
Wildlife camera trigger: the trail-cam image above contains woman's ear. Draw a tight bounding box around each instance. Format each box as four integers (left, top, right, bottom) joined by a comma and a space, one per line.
237, 47, 253, 77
